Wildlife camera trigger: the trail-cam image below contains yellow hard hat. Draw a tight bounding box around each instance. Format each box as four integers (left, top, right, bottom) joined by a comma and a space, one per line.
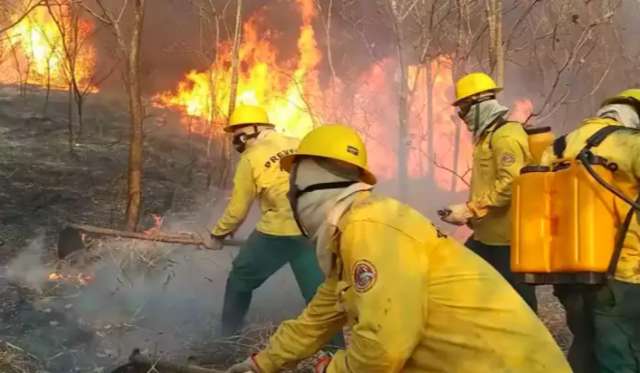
226, 105, 273, 132
601, 89, 640, 107
453, 72, 502, 106
281, 124, 377, 185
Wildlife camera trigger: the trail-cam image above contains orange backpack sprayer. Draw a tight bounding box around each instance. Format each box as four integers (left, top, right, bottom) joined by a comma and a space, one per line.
512, 126, 640, 284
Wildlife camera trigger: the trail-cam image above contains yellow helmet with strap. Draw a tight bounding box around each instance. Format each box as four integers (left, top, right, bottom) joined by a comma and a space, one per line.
226, 105, 273, 132
601, 89, 640, 107
453, 72, 502, 106
281, 124, 377, 185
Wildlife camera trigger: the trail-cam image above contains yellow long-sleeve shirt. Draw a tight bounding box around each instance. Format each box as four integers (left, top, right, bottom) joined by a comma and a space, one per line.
470, 121, 531, 245
254, 191, 570, 372
211, 131, 301, 237
541, 117, 640, 284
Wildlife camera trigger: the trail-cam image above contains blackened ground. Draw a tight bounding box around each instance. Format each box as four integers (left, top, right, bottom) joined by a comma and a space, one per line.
0, 85, 570, 372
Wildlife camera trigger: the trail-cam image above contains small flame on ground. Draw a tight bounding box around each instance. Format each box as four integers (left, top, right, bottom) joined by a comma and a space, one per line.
48, 272, 94, 286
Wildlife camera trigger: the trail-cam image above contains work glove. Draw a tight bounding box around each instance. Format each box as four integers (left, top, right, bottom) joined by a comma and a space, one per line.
225, 355, 260, 373
466, 200, 489, 219
314, 351, 332, 373
199, 229, 224, 250
439, 203, 474, 226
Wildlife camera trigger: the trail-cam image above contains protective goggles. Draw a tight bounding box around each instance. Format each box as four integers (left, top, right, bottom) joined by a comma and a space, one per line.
232, 126, 260, 153
456, 95, 495, 119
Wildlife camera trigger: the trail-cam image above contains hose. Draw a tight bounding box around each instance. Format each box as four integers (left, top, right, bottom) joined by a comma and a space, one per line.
578, 151, 640, 211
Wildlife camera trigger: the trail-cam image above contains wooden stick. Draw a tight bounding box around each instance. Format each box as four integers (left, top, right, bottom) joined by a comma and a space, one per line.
128, 349, 225, 373
67, 223, 244, 247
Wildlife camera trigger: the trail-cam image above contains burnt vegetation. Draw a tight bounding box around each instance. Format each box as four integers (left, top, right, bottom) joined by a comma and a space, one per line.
0, 0, 638, 371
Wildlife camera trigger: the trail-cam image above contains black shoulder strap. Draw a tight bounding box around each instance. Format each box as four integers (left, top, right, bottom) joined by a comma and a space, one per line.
553, 135, 567, 158
489, 117, 516, 149
608, 194, 640, 278
582, 125, 629, 153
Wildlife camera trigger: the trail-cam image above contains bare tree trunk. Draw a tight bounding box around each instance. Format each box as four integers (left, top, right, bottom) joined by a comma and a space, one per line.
487, 0, 504, 86
44, 60, 51, 115
124, 0, 146, 231
67, 85, 74, 153
425, 60, 434, 181
218, 0, 243, 188
393, 21, 409, 198
227, 0, 243, 117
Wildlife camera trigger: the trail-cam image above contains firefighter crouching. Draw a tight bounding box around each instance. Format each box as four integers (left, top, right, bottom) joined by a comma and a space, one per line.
225, 124, 570, 373
538, 89, 640, 373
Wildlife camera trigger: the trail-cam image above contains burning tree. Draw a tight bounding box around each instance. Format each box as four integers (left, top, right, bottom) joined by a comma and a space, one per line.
82, 0, 147, 231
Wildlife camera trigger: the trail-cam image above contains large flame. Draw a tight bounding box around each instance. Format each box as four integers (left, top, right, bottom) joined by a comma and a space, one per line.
154, 1, 320, 138
155, 1, 530, 192
0, 2, 96, 91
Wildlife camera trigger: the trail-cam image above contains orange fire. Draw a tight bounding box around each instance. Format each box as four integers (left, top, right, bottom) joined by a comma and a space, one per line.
154, 0, 320, 138
155, 2, 533, 193
0, 2, 97, 91
48, 271, 94, 286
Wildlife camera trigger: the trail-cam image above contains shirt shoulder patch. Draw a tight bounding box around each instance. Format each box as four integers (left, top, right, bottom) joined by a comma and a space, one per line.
500, 152, 516, 166
352, 260, 377, 293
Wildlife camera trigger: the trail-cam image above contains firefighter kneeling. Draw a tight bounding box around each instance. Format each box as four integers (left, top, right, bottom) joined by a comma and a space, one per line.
226, 124, 570, 373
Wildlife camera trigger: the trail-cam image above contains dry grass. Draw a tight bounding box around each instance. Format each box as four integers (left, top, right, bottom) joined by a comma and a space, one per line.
0, 342, 43, 373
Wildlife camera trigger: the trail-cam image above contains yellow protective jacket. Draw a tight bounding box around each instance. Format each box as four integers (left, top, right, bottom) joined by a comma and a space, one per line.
540, 117, 640, 284
254, 192, 570, 372
211, 131, 301, 237
470, 121, 531, 245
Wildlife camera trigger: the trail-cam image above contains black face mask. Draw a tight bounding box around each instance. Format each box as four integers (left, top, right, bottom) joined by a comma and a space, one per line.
232, 126, 260, 153
287, 161, 357, 237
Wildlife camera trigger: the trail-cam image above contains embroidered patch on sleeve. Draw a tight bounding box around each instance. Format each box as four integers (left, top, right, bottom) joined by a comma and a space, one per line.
500, 152, 516, 166
352, 260, 377, 293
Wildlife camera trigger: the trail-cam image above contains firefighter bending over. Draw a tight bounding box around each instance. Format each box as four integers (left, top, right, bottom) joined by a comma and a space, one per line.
226, 124, 570, 373
203, 105, 325, 336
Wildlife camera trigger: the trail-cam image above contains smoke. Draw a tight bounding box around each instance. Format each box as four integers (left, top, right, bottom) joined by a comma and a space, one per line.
5, 191, 307, 368
6, 233, 50, 292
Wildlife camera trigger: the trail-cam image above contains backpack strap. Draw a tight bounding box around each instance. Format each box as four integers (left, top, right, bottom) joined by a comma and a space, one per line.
608, 195, 640, 278
553, 135, 567, 158
489, 117, 517, 149
576, 125, 640, 279
582, 125, 630, 152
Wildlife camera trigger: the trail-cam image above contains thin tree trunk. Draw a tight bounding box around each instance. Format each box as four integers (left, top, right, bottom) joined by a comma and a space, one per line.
426, 60, 434, 181
67, 85, 74, 153
219, 0, 243, 188
487, 0, 504, 86
227, 0, 243, 117
124, 0, 146, 231
394, 21, 409, 198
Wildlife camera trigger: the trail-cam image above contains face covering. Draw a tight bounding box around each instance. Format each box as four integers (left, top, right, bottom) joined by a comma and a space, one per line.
288, 160, 356, 237
232, 125, 261, 153
597, 104, 640, 129
462, 99, 509, 141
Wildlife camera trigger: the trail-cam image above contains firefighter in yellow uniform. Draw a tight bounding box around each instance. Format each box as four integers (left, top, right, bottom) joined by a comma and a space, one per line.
540, 89, 640, 373
203, 105, 325, 336
440, 72, 537, 311
225, 124, 570, 373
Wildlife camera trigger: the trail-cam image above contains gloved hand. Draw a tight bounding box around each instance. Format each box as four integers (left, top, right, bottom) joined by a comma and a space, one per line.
314, 351, 332, 373
439, 203, 474, 226
225, 355, 260, 373
200, 231, 224, 250
466, 200, 489, 219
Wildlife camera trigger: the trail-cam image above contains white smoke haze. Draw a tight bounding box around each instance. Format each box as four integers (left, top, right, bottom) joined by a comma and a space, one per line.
5, 191, 306, 367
